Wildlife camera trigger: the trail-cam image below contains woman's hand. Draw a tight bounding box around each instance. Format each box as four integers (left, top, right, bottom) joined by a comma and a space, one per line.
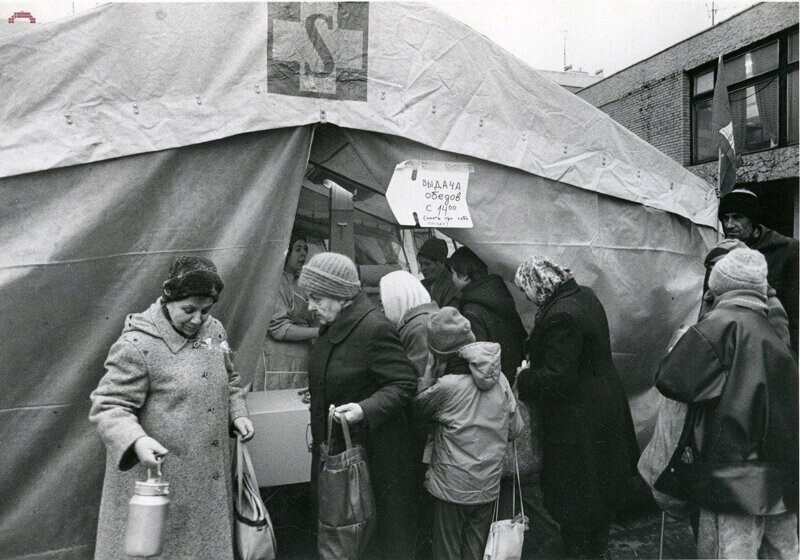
234, 416, 255, 442
333, 403, 364, 424
134, 436, 168, 469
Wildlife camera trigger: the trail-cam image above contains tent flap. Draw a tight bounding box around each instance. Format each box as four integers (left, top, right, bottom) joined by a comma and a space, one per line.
0, 126, 313, 558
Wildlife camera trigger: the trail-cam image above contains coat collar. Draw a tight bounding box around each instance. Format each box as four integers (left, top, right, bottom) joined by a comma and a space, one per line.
398, 302, 439, 331
146, 298, 215, 354
713, 289, 768, 316
535, 277, 579, 322
324, 292, 376, 344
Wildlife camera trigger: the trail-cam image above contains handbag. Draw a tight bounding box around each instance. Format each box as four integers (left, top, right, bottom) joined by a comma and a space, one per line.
485, 440, 528, 560
637, 394, 694, 518
653, 403, 700, 502
233, 437, 277, 560
502, 377, 542, 480
317, 405, 376, 560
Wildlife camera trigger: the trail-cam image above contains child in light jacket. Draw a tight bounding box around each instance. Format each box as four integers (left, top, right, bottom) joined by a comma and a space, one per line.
415, 307, 523, 560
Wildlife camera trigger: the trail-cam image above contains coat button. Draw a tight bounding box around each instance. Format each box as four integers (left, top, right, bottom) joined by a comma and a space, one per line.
211, 439, 219, 447
208, 406, 216, 414
212, 472, 220, 480
193, 341, 201, 349
201, 371, 209, 379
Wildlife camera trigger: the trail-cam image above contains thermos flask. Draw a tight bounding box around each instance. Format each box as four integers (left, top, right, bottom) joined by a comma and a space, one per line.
123, 461, 170, 557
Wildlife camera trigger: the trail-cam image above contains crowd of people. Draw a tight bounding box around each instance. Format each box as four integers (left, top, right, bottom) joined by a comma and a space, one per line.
88, 188, 798, 560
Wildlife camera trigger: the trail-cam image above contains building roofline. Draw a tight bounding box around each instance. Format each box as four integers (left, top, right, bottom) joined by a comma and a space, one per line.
580, 1, 765, 91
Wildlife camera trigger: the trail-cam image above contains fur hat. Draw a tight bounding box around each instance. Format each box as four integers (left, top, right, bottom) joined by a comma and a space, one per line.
162, 255, 224, 302
418, 238, 448, 263
297, 252, 361, 300
427, 307, 476, 356
718, 189, 762, 224
379, 270, 431, 325
708, 248, 768, 298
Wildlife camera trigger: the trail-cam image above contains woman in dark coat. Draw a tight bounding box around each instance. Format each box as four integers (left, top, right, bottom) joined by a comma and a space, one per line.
299, 252, 418, 560
514, 256, 639, 559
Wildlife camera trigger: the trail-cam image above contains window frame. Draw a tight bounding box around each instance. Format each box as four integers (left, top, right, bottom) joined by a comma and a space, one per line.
690, 27, 799, 165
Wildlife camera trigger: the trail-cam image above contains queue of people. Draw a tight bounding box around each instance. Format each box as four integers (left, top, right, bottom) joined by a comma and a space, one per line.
88, 186, 798, 560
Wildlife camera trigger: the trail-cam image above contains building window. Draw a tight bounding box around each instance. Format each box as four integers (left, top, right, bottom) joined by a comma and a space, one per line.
691, 29, 799, 164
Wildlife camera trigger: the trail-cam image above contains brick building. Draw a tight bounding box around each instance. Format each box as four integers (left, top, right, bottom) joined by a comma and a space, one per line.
579, 2, 799, 237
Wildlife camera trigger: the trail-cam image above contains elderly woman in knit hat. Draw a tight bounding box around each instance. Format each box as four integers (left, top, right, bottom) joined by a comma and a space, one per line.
299, 252, 418, 560
656, 248, 799, 559
698, 238, 790, 346
514, 255, 639, 559
89, 256, 253, 560
254, 230, 319, 390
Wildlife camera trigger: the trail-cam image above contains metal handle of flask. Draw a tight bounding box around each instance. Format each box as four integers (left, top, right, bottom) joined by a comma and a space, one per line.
146, 458, 163, 481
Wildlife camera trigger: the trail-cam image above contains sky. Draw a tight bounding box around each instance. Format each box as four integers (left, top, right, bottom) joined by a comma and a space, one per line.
1, 0, 764, 76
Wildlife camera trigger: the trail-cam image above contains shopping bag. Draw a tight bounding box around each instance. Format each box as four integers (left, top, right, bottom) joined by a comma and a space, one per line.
233, 437, 277, 560
485, 441, 527, 560
502, 377, 542, 479
317, 405, 376, 560
637, 394, 694, 517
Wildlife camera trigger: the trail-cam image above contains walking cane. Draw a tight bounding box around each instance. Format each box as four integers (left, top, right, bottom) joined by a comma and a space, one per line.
658, 511, 666, 560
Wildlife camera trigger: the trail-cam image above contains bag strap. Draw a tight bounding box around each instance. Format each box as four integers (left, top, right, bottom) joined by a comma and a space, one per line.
236, 436, 244, 512
326, 404, 353, 450
513, 439, 525, 520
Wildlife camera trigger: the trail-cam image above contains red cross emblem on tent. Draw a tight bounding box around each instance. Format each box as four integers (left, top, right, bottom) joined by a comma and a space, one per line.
268, 2, 368, 101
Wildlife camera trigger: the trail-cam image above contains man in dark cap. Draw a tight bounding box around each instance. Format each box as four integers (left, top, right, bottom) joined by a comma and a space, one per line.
719, 188, 798, 352
417, 237, 459, 308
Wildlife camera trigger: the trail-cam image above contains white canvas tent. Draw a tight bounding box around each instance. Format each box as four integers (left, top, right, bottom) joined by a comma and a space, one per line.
0, 3, 717, 558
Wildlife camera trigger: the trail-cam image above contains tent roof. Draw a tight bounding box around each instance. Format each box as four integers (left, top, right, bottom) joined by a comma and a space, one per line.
0, 1, 717, 227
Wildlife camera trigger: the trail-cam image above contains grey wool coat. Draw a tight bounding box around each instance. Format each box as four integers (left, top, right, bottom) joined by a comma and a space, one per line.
89, 299, 249, 560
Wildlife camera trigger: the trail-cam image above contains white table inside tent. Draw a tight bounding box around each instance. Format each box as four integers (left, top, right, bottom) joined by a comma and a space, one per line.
246, 388, 312, 486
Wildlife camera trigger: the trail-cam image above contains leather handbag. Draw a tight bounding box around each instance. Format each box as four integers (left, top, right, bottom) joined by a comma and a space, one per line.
653, 403, 700, 501
317, 405, 376, 560
502, 377, 542, 480
233, 438, 277, 560
485, 441, 528, 560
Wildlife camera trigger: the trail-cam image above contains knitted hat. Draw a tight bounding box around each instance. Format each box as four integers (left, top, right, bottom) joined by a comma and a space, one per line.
703, 238, 747, 268
718, 188, 762, 224
297, 252, 361, 300
708, 248, 768, 298
379, 270, 431, 325
162, 255, 224, 302
418, 238, 448, 263
514, 255, 574, 306
427, 307, 476, 356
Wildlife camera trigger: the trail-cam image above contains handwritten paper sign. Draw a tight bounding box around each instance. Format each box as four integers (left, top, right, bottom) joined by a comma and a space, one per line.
385, 160, 474, 228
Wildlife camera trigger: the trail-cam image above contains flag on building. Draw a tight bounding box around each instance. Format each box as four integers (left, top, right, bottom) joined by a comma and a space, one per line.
711, 55, 737, 196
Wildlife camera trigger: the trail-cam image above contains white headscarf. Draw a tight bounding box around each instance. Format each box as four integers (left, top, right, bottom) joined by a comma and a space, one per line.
379, 270, 431, 325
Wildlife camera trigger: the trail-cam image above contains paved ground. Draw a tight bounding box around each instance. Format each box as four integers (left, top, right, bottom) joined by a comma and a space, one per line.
263, 484, 697, 559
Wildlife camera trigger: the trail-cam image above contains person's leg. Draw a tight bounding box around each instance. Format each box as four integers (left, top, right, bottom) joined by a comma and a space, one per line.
460, 502, 495, 560
758, 512, 799, 559
519, 478, 562, 558
432, 498, 466, 560
696, 508, 760, 559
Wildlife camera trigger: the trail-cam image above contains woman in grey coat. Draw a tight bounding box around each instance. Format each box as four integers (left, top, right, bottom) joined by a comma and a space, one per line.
89, 256, 253, 560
